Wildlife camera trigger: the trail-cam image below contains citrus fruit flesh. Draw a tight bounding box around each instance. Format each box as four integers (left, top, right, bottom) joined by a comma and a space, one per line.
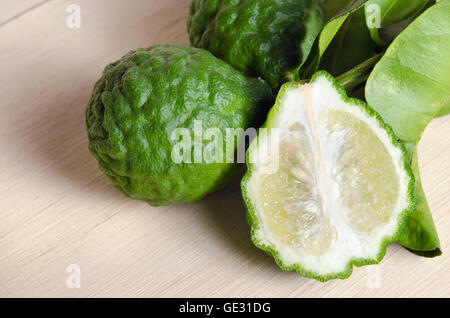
86, 45, 273, 206
242, 72, 414, 281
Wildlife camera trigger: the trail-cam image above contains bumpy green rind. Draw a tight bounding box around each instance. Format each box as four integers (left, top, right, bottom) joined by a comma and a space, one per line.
241, 71, 416, 281
86, 44, 273, 206
187, 0, 325, 89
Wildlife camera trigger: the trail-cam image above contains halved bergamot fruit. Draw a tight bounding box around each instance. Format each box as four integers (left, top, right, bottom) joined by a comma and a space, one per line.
241, 72, 415, 281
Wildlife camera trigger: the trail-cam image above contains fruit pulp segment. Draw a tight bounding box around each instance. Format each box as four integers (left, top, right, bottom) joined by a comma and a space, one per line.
257, 106, 399, 256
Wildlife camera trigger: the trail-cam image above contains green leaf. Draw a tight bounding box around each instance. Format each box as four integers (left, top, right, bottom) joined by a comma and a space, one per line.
366, 1, 450, 255
366, 1, 450, 142
322, 0, 357, 20
364, 0, 431, 47
435, 97, 450, 117
398, 143, 441, 257
300, 0, 368, 79
318, 8, 376, 77
296, 0, 329, 73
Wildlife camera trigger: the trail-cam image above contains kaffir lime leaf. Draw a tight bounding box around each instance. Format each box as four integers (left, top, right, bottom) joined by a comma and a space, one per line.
241, 72, 415, 281
187, 0, 325, 89
86, 44, 272, 206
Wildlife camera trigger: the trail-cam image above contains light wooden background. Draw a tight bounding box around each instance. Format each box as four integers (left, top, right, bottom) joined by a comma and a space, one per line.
0, 0, 448, 298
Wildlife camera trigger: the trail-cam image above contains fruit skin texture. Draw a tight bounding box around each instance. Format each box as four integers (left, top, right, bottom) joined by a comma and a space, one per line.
187, 0, 325, 89
86, 44, 273, 206
241, 71, 415, 282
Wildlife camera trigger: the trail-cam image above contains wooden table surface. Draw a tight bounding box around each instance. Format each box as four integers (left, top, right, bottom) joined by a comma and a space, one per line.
0, 0, 449, 298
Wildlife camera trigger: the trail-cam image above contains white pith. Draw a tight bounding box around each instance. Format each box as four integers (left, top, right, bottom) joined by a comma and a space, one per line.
246, 75, 410, 275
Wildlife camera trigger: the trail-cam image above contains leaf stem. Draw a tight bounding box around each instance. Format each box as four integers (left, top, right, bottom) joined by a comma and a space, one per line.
336, 52, 384, 91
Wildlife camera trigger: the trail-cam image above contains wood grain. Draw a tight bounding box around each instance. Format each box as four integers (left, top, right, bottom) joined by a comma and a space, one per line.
0, 0, 448, 297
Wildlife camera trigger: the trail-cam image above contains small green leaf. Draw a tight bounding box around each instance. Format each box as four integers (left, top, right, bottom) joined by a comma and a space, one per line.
301, 0, 368, 79
319, 8, 376, 77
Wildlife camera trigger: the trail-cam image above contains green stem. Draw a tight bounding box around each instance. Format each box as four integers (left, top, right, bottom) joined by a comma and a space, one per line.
336, 52, 384, 91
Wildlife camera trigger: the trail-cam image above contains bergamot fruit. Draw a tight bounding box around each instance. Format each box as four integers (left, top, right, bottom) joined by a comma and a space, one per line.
86, 44, 273, 206
241, 72, 415, 281
187, 0, 325, 89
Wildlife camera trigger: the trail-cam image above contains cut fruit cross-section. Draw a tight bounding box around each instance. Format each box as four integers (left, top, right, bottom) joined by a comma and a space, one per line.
241, 72, 415, 281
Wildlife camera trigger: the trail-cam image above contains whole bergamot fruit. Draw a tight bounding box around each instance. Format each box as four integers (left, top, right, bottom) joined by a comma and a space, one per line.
86, 44, 273, 206
187, 0, 325, 89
